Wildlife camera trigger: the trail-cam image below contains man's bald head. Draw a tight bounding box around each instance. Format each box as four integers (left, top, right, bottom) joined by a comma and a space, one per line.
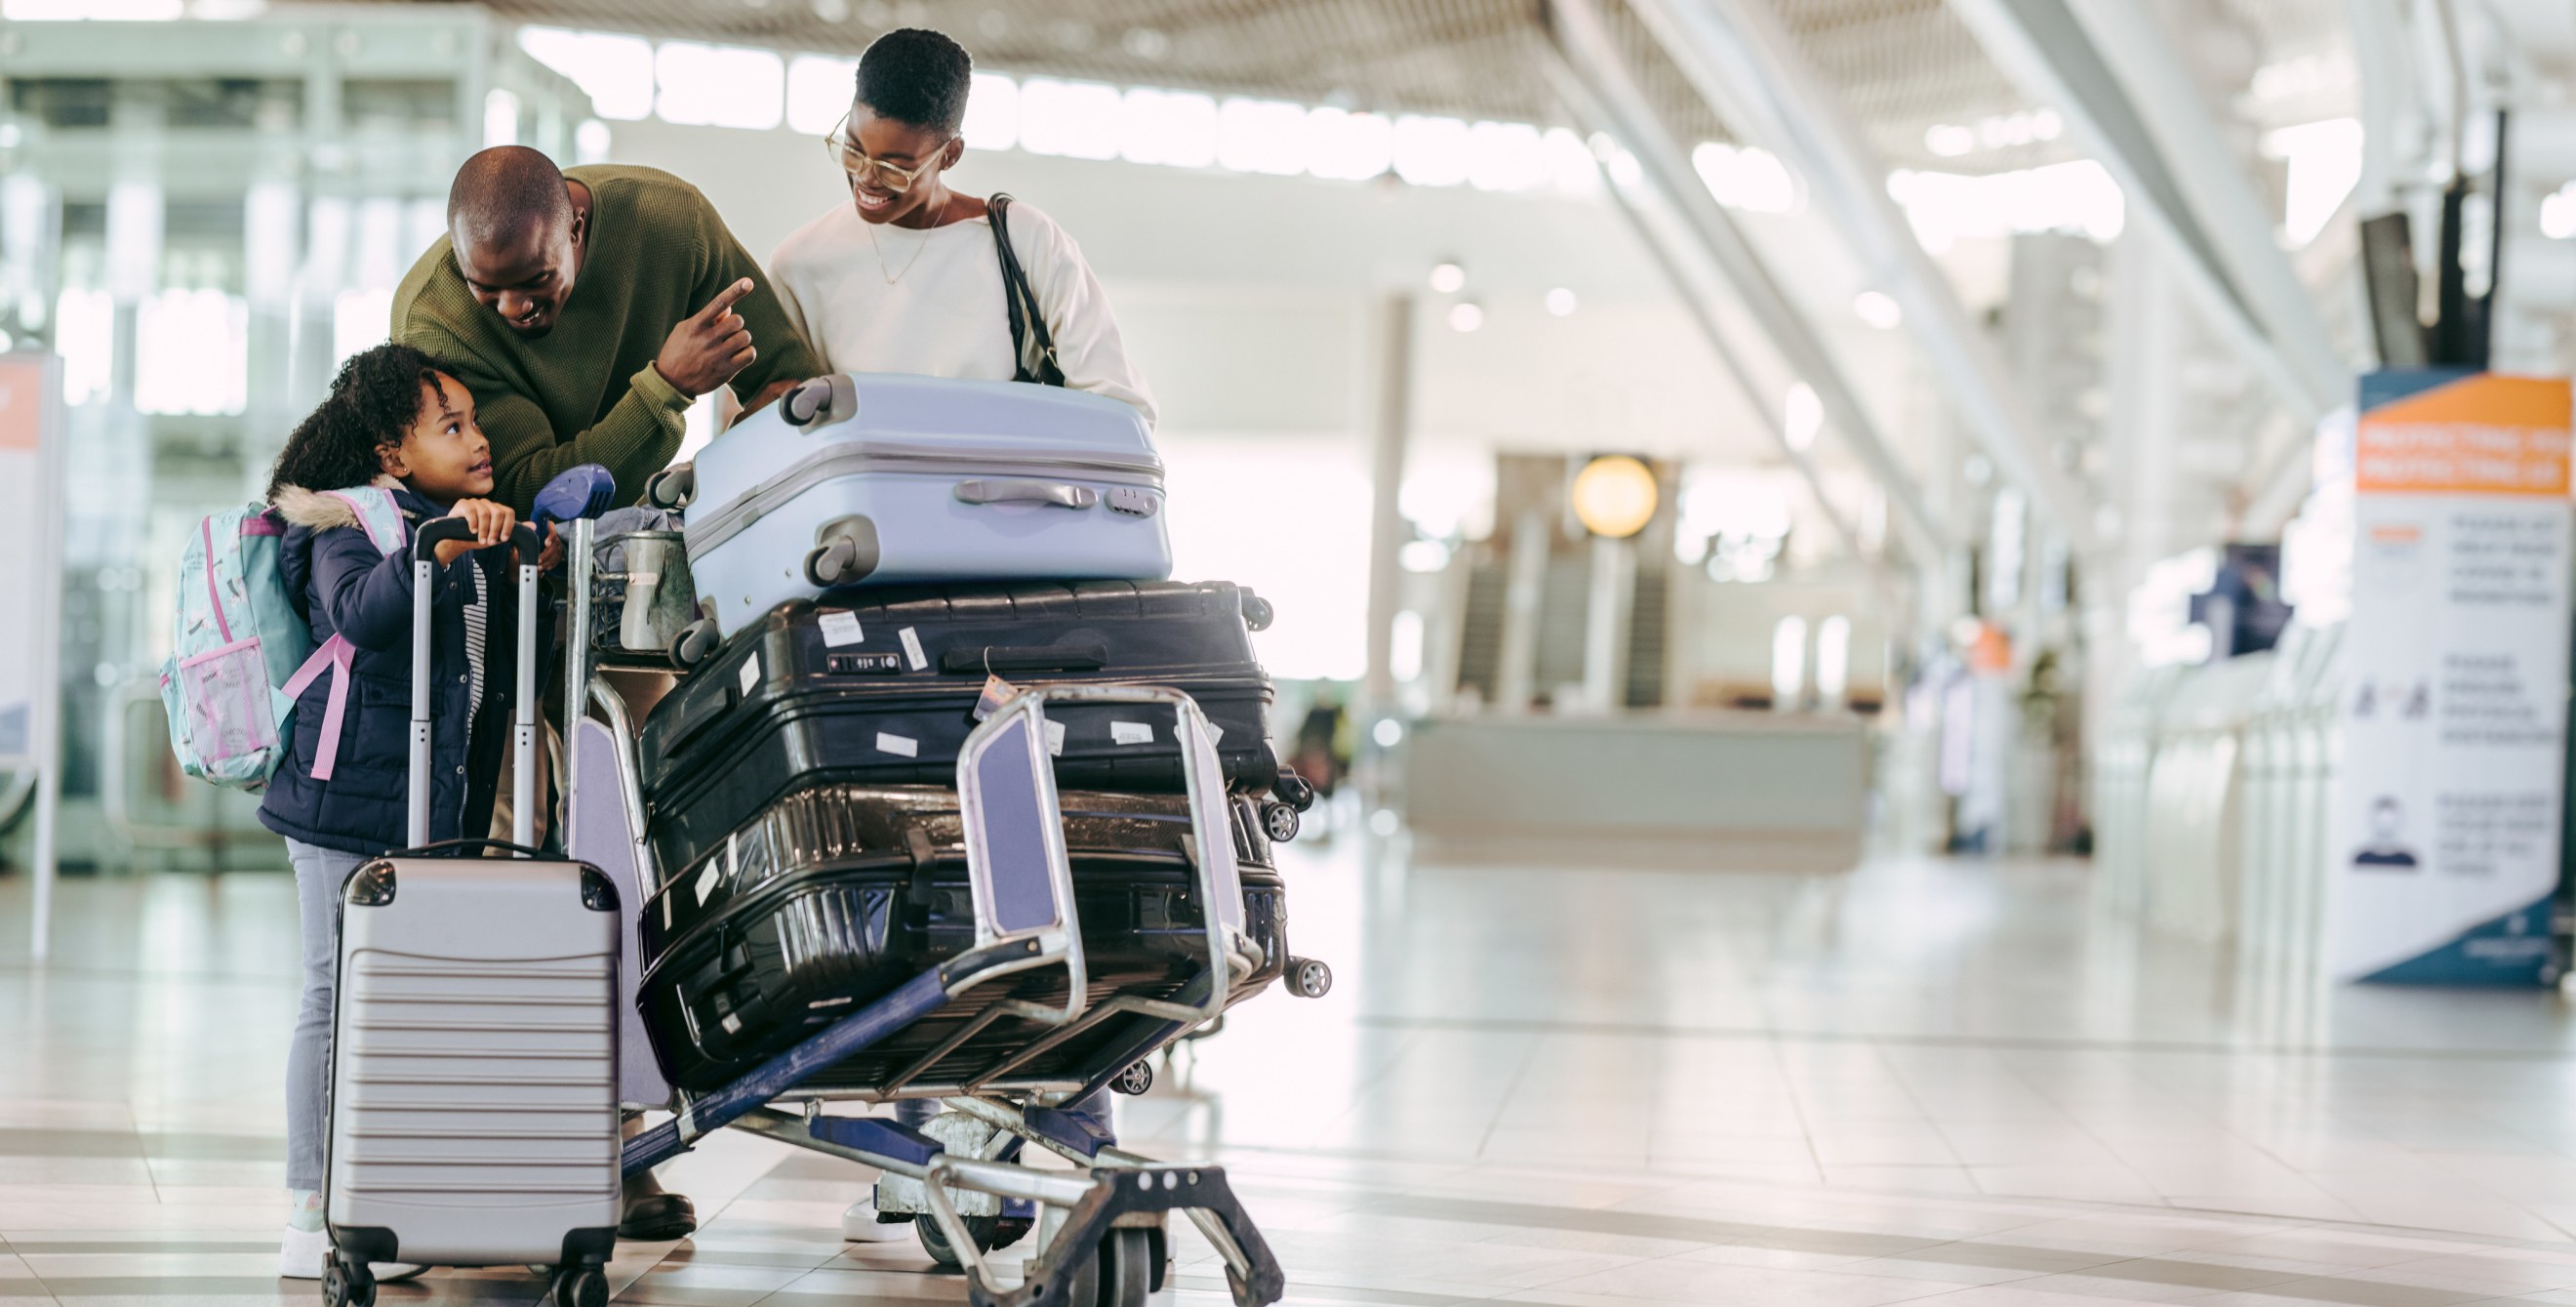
449, 145, 572, 246
445, 146, 584, 339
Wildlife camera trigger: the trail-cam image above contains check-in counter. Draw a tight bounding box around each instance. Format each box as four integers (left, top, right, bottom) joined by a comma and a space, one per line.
1397, 711, 1869, 871
2094, 623, 2346, 960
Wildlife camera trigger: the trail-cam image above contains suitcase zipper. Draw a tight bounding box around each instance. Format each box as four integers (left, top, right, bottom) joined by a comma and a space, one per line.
686, 442, 1167, 555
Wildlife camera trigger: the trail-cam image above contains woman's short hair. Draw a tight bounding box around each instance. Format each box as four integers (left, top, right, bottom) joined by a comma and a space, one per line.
854, 27, 973, 135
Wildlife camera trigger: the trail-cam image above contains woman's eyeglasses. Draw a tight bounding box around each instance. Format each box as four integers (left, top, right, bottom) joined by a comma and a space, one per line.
825, 112, 950, 193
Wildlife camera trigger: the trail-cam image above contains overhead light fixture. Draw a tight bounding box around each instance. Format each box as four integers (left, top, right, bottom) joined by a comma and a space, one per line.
1428, 262, 1465, 293
1545, 287, 1577, 316
1446, 302, 1483, 332
1572, 454, 1658, 539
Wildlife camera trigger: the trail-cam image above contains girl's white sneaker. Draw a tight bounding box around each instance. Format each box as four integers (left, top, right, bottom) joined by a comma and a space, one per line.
277, 1224, 424, 1281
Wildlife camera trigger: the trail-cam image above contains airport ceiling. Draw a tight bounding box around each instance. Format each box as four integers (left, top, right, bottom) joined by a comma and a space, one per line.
382, 0, 2350, 170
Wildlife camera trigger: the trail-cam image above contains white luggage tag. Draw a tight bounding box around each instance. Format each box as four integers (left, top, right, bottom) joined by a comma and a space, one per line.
818, 610, 865, 647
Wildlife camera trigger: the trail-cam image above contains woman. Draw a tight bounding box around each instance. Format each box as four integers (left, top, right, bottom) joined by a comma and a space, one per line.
767, 26, 1156, 423
767, 27, 1142, 1246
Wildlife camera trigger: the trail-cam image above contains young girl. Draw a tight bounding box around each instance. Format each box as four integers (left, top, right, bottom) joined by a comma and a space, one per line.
256, 342, 538, 1280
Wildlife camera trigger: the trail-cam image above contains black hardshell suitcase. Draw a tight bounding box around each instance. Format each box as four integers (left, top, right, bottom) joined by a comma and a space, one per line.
637, 581, 1278, 879
634, 784, 1288, 1092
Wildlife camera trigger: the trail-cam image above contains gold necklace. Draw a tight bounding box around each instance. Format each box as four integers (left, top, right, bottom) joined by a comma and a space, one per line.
863, 206, 937, 285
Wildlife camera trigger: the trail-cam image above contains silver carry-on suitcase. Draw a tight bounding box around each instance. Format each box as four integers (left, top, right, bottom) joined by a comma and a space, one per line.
323, 518, 621, 1307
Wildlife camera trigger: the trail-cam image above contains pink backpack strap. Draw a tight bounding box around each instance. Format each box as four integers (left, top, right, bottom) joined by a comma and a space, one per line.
201, 516, 234, 644
281, 634, 356, 781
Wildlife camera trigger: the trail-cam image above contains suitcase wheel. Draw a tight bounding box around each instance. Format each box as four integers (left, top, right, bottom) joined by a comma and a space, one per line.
805, 538, 862, 587
1111, 1059, 1154, 1095
645, 463, 695, 510
1287, 957, 1334, 1000
1240, 591, 1275, 632
550, 1265, 609, 1307
670, 617, 721, 668
323, 1258, 374, 1307
1271, 767, 1315, 813
1261, 801, 1301, 844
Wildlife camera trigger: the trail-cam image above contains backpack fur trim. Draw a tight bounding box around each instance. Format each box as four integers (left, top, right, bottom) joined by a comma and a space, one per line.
271, 475, 407, 530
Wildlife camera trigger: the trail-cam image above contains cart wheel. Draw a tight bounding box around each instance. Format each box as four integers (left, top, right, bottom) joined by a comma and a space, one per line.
1145, 1223, 1171, 1292
804, 538, 859, 588
1098, 1228, 1152, 1307
670, 617, 720, 668
915, 1212, 999, 1271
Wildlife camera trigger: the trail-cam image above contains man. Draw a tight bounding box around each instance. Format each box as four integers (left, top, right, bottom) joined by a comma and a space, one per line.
393, 146, 818, 1245
395, 145, 820, 515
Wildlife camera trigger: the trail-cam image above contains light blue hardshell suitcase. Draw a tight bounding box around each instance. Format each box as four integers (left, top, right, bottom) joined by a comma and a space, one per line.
673, 373, 1172, 636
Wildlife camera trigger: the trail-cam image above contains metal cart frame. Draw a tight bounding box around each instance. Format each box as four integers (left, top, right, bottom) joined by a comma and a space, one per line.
564, 518, 1297, 1307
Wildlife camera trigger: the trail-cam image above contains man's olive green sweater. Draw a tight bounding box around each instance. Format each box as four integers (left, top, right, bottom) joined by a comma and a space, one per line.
392, 164, 821, 515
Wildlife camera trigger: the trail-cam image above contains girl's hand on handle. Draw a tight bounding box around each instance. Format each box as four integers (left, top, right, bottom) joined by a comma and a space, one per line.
538, 523, 565, 573
434, 499, 517, 566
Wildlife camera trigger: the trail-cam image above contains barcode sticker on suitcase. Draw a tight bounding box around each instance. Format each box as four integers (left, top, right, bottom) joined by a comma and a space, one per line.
876, 732, 919, 757
1045, 719, 1067, 756
738, 654, 762, 696
1111, 720, 1153, 746
898, 627, 927, 671
819, 610, 865, 647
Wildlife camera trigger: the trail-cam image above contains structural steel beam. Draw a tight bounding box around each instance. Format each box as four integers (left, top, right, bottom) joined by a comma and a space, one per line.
1574, 92, 1871, 563
1628, 0, 2103, 562
1951, 0, 2345, 432
2070, 3, 2351, 408
1543, 0, 1952, 575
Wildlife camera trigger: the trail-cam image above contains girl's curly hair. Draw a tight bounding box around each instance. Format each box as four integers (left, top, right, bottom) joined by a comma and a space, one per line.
265, 343, 443, 502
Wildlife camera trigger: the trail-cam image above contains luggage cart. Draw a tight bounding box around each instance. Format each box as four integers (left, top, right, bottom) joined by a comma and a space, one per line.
562, 519, 1310, 1307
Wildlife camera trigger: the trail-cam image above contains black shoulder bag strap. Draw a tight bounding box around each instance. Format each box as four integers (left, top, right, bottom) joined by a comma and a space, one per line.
987, 193, 1067, 388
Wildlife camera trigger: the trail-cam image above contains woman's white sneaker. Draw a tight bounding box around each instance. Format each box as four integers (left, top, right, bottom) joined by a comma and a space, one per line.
841, 1192, 916, 1243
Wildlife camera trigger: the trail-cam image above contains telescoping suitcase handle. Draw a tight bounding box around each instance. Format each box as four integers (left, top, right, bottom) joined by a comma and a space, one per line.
408, 517, 543, 851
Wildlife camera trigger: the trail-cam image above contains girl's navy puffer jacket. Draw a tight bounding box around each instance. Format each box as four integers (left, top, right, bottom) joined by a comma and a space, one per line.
256, 478, 535, 859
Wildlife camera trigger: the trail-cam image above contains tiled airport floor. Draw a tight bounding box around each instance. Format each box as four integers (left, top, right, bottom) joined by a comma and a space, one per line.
13, 817, 2576, 1303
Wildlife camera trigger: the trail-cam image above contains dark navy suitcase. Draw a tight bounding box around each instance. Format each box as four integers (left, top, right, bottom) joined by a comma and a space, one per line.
633, 784, 1288, 1092
635, 580, 1280, 879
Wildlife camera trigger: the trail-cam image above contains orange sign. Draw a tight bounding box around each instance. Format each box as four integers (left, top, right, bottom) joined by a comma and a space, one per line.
2355, 374, 2572, 497
0, 358, 45, 452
